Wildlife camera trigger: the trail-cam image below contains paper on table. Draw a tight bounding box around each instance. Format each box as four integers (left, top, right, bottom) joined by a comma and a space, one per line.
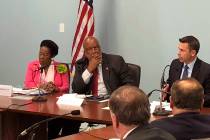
57, 94, 84, 106
102, 106, 110, 110
13, 87, 46, 95
10, 95, 33, 100
0, 85, 13, 96
150, 101, 171, 113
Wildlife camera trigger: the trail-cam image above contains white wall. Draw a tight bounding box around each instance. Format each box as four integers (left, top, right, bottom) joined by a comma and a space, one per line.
0, 0, 210, 99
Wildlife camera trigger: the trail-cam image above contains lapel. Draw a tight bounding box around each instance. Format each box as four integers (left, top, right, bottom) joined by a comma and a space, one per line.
191, 58, 201, 79
101, 53, 111, 93
80, 57, 89, 69
175, 60, 183, 80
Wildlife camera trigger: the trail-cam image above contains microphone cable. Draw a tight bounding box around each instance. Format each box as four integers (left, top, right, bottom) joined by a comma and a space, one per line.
17, 110, 80, 139
160, 65, 170, 89
6, 101, 33, 110
147, 89, 169, 98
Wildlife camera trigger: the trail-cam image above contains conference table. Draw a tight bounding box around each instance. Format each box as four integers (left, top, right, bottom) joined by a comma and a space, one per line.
0, 92, 210, 140
56, 108, 210, 140
0, 93, 112, 140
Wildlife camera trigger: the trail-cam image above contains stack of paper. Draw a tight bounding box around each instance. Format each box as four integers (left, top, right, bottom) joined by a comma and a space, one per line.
13, 87, 46, 95
0, 85, 13, 96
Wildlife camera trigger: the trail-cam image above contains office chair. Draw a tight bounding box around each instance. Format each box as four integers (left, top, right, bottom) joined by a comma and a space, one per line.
127, 63, 141, 87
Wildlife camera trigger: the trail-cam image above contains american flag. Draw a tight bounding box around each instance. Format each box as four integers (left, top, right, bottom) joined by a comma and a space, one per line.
70, 0, 95, 75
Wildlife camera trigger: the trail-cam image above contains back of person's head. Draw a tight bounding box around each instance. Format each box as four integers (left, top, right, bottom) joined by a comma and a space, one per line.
40, 40, 58, 58
179, 35, 200, 54
171, 78, 204, 110
109, 85, 150, 126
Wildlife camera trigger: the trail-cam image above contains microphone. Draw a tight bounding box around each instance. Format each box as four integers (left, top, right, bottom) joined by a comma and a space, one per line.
32, 65, 48, 102
34, 65, 46, 72
147, 89, 171, 116
18, 110, 80, 137
160, 65, 170, 89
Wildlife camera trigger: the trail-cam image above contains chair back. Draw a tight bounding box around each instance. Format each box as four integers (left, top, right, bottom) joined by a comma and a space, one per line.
127, 63, 141, 87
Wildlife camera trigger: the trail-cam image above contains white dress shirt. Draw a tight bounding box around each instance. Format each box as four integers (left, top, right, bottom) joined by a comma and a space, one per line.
82, 64, 108, 96
180, 57, 197, 79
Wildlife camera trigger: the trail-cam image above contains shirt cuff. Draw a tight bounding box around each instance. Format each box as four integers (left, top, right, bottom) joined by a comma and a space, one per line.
82, 69, 93, 84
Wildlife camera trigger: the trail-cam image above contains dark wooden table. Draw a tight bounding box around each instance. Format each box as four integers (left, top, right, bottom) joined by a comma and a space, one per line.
56, 107, 210, 140
0, 93, 112, 140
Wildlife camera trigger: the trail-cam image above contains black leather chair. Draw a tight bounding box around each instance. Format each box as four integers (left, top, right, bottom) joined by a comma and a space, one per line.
127, 63, 141, 87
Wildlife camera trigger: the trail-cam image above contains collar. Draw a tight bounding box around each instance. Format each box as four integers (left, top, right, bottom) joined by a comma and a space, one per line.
184, 57, 197, 70
174, 111, 200, 117
123, 126, 138, 139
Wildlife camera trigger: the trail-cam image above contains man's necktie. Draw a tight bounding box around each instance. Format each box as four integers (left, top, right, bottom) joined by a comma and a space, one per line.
91, 68, 99, 96
182, 65, 189, 79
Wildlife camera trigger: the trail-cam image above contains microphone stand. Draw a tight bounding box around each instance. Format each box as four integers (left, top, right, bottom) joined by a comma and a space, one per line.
160, 65, 170, 89
148, 89, 171, 116
32, 67, 47, 102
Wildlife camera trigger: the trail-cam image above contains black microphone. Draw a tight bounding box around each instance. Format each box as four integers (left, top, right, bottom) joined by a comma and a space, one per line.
160, 65, 170, 89
18, 110, 80, 137
147, 89, 171, 116
34, 65, 46, 72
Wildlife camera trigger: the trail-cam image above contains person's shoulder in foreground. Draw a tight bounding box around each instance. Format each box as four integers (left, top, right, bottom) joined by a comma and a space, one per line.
126, 123, 176, 140
109, 85, 175, 140
151, 78, 210, 140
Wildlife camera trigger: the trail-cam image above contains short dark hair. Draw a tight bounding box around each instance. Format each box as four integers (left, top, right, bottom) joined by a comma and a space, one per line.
179, 36, 200, 54
171, 78, 204, 109
40, 40, 58, 58
109, 85, 150, 126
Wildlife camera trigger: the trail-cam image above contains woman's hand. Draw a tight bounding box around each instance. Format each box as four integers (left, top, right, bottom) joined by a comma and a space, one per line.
39, 82, 58, 93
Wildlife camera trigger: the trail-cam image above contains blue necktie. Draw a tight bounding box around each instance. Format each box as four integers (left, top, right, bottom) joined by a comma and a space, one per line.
182, 65, 189, 79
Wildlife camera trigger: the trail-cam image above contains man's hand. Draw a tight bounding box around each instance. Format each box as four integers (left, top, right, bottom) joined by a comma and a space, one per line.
161, 84, 169, 101
87, 53, 102, 73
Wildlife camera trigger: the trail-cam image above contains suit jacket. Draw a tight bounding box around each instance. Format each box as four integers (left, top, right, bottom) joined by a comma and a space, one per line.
24, 60, 70, 93
125, 124, 176, 140
167, 58, 210, 107
150, 112, 210, 140
72, 53, 134, 94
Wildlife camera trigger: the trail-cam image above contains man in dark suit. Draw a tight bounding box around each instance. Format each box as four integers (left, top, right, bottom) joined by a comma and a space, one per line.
109, 85, 175, 140
151, 78, 210, 140
72, 36, 134, 95
163, 35, 210, 107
